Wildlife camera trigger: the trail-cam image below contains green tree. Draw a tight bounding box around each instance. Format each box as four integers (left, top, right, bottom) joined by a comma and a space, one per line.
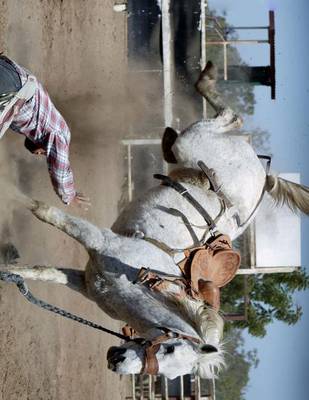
221, 268, 309, 337
215, 329, 259, 400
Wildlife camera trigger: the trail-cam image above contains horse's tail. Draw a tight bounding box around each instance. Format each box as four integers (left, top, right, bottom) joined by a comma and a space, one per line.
0, 265, 87, 296
265, 174, 309, 215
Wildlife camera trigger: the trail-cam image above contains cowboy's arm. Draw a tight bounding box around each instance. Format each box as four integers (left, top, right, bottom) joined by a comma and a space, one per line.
47, 133, 76, 204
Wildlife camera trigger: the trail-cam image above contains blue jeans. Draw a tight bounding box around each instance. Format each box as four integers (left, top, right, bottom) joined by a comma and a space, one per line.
0, 56, 22, 94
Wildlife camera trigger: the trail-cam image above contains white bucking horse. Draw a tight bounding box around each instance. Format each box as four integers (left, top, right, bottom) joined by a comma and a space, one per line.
1, 62, 309, 380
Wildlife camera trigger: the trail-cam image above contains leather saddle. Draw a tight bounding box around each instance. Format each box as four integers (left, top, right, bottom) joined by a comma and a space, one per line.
136, 234, 241, 312
179, 234, 241, 310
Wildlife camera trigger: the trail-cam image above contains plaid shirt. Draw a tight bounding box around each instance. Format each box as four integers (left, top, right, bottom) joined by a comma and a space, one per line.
7, 61, 76, 204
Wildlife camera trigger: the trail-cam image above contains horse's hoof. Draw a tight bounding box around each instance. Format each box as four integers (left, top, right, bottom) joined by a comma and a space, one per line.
162, 127, 178, 164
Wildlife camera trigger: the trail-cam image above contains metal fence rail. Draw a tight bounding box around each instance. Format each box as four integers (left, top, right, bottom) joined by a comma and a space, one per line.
126, 374, 214, 400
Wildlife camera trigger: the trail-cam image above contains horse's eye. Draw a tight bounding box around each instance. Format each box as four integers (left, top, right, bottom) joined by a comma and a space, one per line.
165, 345, 175, 354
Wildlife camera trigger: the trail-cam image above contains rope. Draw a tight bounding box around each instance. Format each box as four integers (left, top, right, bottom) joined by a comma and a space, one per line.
0, 271, 129, 342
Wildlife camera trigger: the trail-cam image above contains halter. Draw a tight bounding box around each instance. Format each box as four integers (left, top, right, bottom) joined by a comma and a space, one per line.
140, 331, 201, 375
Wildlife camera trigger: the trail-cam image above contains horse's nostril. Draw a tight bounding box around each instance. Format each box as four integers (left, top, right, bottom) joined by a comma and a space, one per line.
200, 344, 218, 353
107, 346, 118, 360
113, 355, 126, 365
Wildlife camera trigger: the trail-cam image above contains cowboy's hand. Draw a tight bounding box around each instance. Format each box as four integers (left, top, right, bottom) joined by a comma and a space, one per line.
70, 192, 91, 210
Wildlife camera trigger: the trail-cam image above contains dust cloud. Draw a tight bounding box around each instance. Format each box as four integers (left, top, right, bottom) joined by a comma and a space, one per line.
0, 1, 132, 399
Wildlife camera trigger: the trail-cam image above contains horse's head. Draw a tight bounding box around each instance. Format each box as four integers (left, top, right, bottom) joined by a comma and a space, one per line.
107, 304, 225, 379
107, 335, 224, 379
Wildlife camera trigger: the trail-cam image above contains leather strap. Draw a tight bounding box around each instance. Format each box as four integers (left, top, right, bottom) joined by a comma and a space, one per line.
154, 173, 217, 234
135, 234, 240, 311
140, 332, 201, 375
142, 343, 161, 375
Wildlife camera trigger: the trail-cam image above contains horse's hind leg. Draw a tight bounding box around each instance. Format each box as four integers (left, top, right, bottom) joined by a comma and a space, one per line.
29, 201, 106, 252
195, 61, 243, 131
195, 61, 226, 114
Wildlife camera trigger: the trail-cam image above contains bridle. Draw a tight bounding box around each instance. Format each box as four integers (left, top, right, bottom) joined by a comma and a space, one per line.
139, 331, 201, 375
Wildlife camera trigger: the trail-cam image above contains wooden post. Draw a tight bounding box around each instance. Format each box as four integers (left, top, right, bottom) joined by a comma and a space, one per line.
179, 375, 184, 400
139, 375, 144, 400
131, 374, 136, 400
161, 376, 169, 400
237, 266, 300, 275
207, 39, 269, 45
200, 0, 207, 117
149, 375, 156, 400
127, 143, 132, 202
194, 375, 201, 400
162, 0, 174, 128
223, 42, 227, 80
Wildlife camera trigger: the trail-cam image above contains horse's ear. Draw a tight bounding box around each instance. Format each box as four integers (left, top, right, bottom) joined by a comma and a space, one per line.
200, 344, 218, 354
162, 127, 178, 164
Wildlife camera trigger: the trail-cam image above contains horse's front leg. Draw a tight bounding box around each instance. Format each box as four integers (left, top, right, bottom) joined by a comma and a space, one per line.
29, 200, 106, 252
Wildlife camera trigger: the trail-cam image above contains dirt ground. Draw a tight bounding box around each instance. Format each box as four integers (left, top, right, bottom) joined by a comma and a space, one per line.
0, 1, 132, 399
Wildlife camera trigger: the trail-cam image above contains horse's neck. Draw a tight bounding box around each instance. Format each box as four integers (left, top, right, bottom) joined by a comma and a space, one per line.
135, 293, 201, 340
111, 287, 200, 339
90, 233, 198, 337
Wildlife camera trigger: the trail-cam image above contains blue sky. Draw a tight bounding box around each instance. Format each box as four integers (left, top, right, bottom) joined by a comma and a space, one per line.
209, 1, 309, 399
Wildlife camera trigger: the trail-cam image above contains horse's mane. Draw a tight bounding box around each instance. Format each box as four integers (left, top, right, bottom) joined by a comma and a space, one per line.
172, 296, 226, 379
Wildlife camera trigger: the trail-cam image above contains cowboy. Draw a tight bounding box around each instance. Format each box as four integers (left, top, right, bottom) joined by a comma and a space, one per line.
0, 54, 89, 207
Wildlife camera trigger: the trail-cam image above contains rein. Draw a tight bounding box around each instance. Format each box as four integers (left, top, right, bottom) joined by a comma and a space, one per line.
0, 271, 129, 342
